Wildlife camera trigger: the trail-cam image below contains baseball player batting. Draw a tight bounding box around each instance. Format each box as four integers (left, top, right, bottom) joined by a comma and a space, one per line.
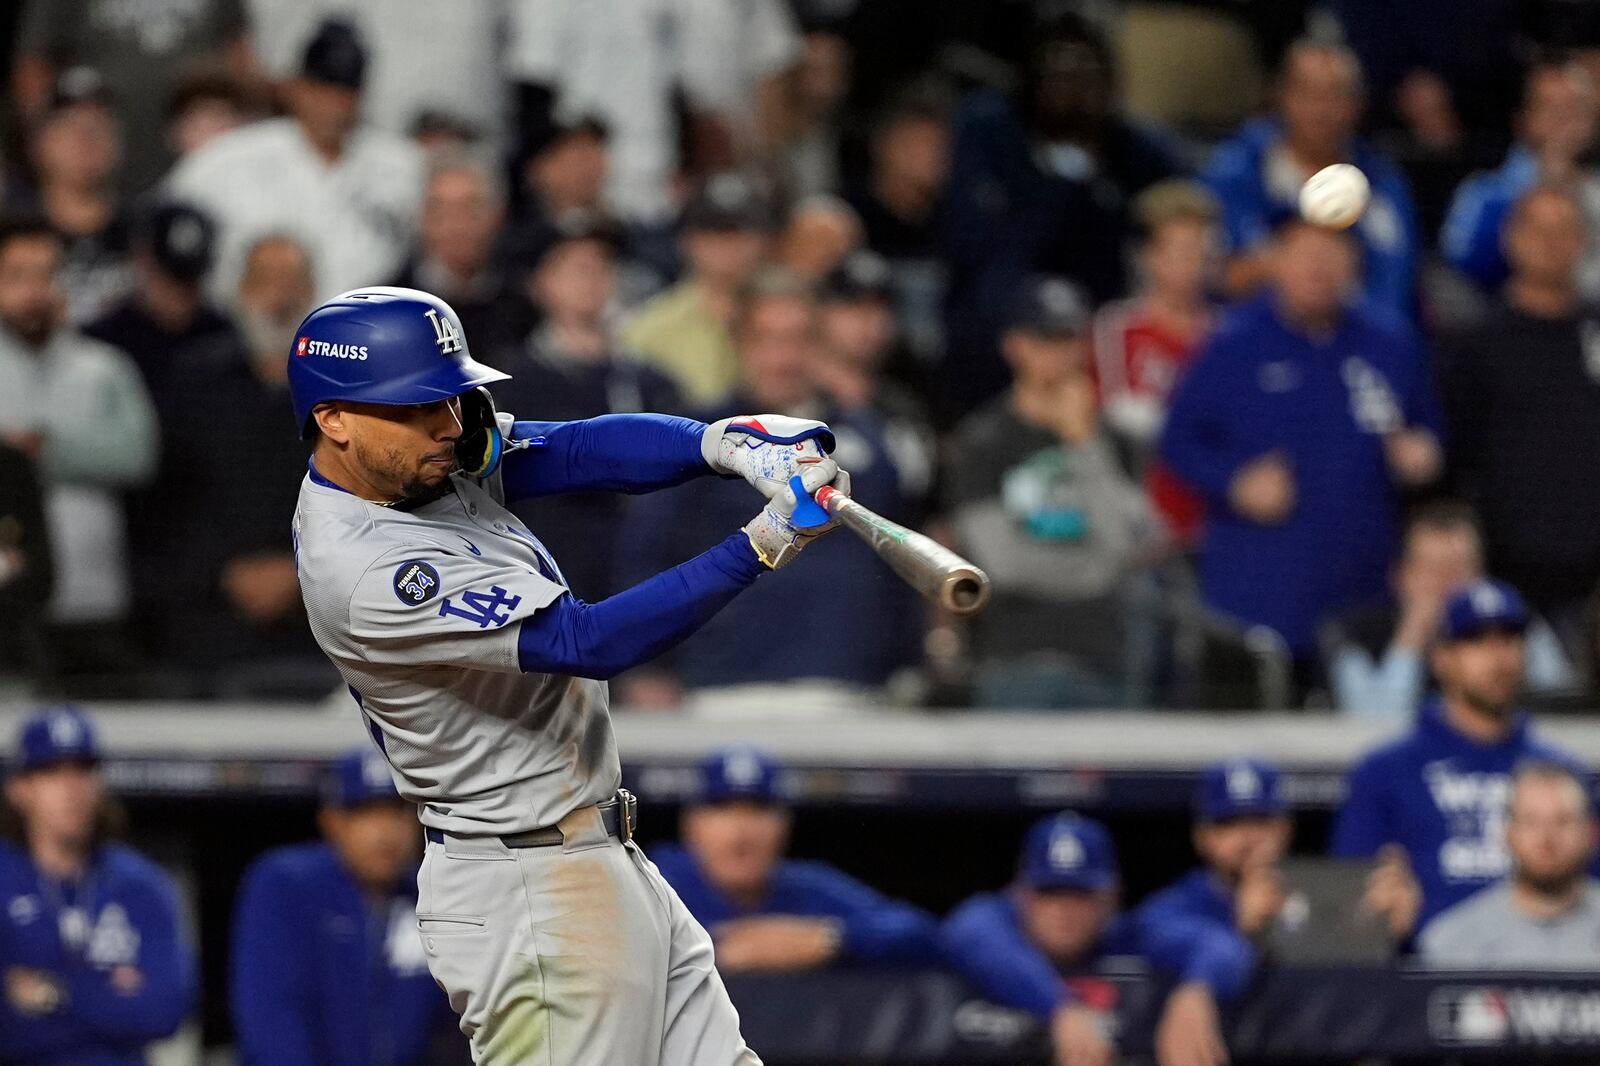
287, 287, 852, 1064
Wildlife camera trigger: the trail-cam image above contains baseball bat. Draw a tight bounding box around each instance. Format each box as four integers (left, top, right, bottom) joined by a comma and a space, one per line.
812, 485, 992, 616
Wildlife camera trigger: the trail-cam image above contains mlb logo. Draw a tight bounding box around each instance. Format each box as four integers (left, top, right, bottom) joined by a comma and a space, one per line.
296, 336, 309, 357
1049, 832, 1085, 871
1227, 764, 1261, 801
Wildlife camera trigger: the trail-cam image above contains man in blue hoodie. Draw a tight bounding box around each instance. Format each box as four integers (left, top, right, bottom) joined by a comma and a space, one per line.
1204, 39, 1420, 318
1333, 579, 1593, 931
0, 705, 195, 1066
943, 812, 1250, 1066
650, 746, 943, 972
230, 746, 455, 1066
1160, 218, 1442, 680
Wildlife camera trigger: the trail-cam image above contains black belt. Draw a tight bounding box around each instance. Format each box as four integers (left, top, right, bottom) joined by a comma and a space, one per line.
424, 789, 637, 848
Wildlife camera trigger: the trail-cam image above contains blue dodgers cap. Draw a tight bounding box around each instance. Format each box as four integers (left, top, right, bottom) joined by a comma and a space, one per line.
323, 747, 401, 809
1017, 812, 1118, 892
16, 705, 100, 772
696, 746, 784, 805
1194, 758, 1285, 822
287, 286, 510, 437
1441, 579, 1530, 643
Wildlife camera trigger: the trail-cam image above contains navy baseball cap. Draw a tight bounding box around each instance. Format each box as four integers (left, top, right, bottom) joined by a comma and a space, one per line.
1017, 812, 1118, 892
820, 250, 893, 304
1441, 579, 1530, 643
323, 747, 401, 809
696, 746, 784, 805
15, 705, 100, 773
683, 173, 773, 232
1005, 276, 1089, 337
301, 20, 367, 90
1194, 759, 1285, 822
137, 202, 215, 282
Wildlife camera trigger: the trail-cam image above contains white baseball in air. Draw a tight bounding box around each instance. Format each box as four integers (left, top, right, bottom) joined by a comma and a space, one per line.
1298, 163, 1370, 229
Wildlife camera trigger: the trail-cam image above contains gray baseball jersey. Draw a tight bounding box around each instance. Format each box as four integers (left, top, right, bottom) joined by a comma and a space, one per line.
294, 469, 621, 835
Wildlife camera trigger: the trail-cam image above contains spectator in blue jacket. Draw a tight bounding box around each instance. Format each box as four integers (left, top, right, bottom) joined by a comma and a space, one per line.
1333, 579, 1593, 931
1440, 60, 1600, 300
231, 747, 454, 1066
651, 746, 943, 972
1204, 40, 1421, 318
0, 705, 195, 1066
943, 812, 1250, 1066
1159, 218, 1442, 679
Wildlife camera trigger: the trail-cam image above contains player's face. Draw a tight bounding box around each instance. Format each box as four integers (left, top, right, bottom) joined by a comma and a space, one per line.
0, 236, 64, 346
5, 761, 102, 849
333, 397, 465, 501
682, 802, 790, 899
1508, 775, 1595, 895
1433, 630, 1526, 717
1142, 218, 1217, 300
321, 800, 420, 892
819, 298, 894, 368
1193, 815, 1291, 882
737, 296, 818, 410
1018, 886, 1115, 967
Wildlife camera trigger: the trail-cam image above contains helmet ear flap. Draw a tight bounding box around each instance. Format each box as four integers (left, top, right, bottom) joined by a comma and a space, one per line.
455, 387, 503, 478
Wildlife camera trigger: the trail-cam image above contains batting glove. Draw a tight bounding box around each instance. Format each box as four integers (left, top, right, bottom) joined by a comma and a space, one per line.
742, 464, 852, 570
703, 414, 846, 501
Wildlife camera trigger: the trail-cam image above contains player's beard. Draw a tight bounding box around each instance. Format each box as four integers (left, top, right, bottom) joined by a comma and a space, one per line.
353, 437, 456, 504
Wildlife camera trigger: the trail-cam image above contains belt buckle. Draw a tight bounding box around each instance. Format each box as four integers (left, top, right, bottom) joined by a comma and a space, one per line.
616, 788, 637, 843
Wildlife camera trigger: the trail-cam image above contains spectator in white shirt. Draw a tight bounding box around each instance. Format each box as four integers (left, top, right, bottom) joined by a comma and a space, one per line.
165, 20, 425, 301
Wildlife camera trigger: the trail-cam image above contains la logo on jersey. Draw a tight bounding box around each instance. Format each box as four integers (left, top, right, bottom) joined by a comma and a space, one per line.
424, 308, 464, 354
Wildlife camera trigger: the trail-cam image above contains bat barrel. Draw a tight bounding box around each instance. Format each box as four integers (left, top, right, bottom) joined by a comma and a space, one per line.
816, 486, 992, 617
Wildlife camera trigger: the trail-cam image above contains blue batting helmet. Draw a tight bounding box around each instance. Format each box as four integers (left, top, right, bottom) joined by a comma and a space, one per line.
286, 286, 509, 437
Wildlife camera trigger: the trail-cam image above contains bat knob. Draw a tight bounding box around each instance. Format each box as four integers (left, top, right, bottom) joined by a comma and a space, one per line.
787, 474, 832, 530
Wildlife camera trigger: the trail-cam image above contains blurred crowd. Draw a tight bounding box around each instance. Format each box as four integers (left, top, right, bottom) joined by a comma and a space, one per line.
4, 0, 1600, 712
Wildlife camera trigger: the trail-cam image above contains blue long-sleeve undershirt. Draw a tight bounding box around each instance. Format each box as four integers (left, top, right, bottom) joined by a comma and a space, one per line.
516, 532, 765, 678
500, 414, 712, 500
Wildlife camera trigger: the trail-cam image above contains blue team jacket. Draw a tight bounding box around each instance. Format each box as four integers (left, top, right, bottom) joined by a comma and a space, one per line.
1159, 293, 1441, 655
1331, 699, 1592, 929
1136, 870, 1236, 931
941, 891, 1254, 1021
1439, 145, 1537, 293
1203, 118, 1421, 318
649, 844, 945, 965
0, 841, 195, 1066
230, 843, 451, 1066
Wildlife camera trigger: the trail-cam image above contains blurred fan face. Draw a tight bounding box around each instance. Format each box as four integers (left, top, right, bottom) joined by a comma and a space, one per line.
286, 78, 360, 151
874, 115, 949, 198
778, 208, 861, 281
1019, 886, 1115, 966
1193, 815, 1290, 882
33, 102, 121, 189
798, 32, 850, 115
1508, 774, 1595, 894
1395, 525, 1481, 604
0, 235, 64, 346
685, 229, 768, 289
1279, 48, 1361, 158
6, 762, 102, 850
683, 801, 790, 899
1142, 218, 1218, 300
1271, 224, 1356, 323
737, 295, 818, 409
423, 167, 501, 276
1505, 189, 1585, 290
1522, 66, 1597, 163
1032, 39, 1112, 136
170, 97, 245, 157
1002, 331, 1085, 390
321, 800, 419, 891
820, 298, 893, 367
237, 237, 315, 360
1433, 630, 1526, 717
532, 239, 615, 322
529, 131, 608, 212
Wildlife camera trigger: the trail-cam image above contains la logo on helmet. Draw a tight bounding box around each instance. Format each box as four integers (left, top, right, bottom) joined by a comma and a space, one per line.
424, 308, 464, 355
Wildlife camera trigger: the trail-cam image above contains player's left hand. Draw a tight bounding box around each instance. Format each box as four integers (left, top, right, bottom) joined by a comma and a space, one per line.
742, 462, 850, 570
703, 414, 847, 500
1155, 982, 1229, 1066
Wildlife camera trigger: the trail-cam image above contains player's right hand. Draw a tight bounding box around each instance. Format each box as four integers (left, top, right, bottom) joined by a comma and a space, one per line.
741, 463, 849, 570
